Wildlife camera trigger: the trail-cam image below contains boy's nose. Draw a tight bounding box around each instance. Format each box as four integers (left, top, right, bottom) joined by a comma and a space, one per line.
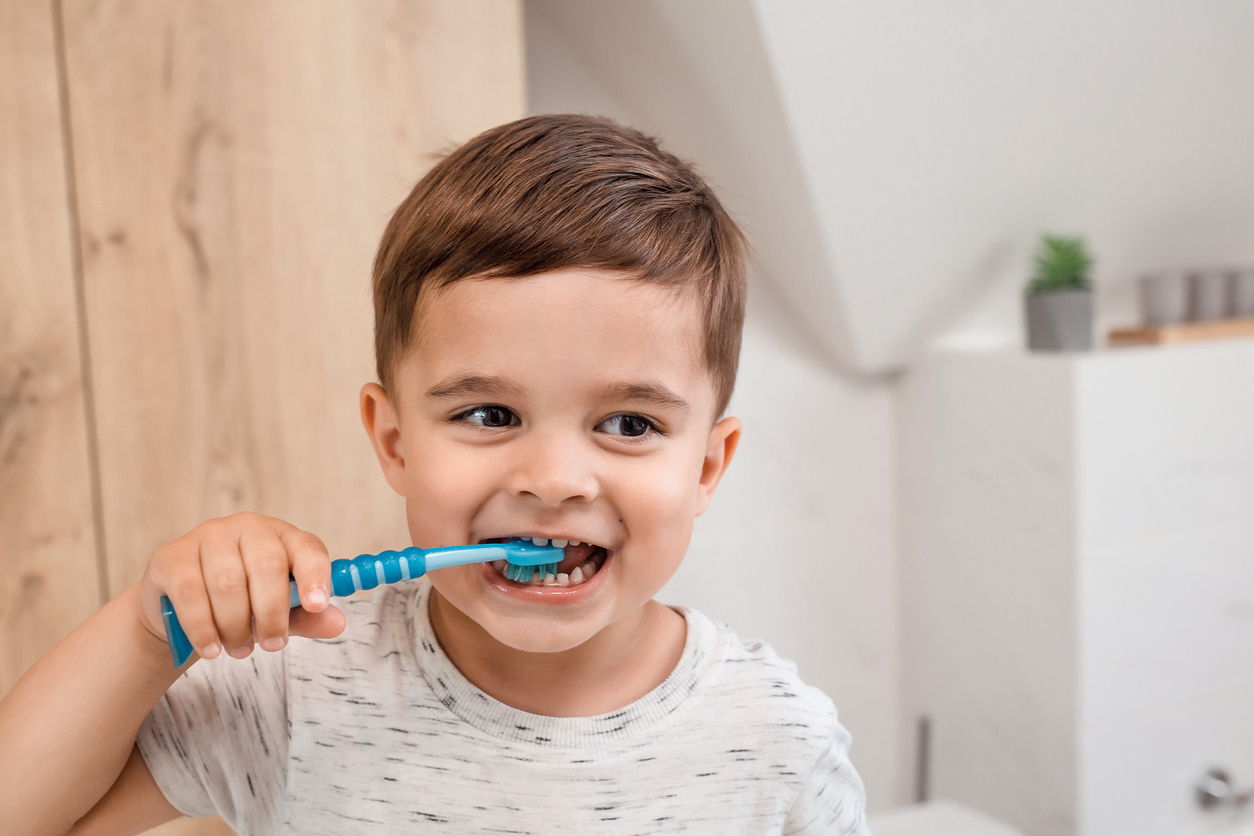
507, 433, 598, 507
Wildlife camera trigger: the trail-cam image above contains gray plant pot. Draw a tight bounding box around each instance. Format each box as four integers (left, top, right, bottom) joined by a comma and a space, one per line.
1025, 288, 1093, 352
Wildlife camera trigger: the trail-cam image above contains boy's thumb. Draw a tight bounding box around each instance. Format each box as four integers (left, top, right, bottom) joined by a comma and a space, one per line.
288, 604, 347, 640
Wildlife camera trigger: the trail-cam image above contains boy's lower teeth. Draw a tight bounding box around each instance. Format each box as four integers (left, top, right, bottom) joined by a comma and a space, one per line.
489, 556, 602, 587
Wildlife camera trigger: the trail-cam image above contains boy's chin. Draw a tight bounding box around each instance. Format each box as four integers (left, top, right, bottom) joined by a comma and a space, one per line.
483, 618, 602, 654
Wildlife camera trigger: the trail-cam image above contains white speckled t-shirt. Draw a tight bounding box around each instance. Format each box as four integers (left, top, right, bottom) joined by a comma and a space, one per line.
137, 581, 869, 834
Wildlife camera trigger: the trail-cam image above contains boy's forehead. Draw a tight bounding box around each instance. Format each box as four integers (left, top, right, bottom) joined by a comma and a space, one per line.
400, 269, 714, 406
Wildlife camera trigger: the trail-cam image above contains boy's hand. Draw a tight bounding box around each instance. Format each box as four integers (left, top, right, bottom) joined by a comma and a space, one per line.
137, 513, 346, 662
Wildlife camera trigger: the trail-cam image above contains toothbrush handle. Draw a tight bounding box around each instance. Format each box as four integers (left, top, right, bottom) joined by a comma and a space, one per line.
160, 547, 432, 667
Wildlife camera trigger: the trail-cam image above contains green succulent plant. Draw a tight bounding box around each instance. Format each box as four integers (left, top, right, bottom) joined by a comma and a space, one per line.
1029, 234, 1093, 294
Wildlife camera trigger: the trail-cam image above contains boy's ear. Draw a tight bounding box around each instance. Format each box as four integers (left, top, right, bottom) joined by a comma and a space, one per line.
360, 382, 407, 497
695, 416, 741, 516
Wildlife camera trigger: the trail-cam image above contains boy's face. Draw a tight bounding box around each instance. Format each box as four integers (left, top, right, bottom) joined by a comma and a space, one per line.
362, 268, 739, 653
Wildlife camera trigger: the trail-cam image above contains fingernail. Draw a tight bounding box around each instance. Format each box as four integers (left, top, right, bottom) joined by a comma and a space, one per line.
260, 636, 286, 652
200, 643, 221, 659
228, 645, 253, 659
307, 588, 327, 608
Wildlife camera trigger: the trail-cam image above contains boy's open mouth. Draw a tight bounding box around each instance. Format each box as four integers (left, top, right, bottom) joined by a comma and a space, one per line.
479, 536, 609, 588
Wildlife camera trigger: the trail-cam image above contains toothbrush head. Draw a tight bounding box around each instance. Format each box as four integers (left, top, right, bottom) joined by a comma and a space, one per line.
500, 538, 563, 581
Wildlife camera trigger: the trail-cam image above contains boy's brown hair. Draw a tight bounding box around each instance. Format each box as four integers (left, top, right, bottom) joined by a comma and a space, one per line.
372, 114, 747, 417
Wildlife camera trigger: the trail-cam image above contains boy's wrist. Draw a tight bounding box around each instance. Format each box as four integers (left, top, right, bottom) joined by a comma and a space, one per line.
120, 583, 191, 674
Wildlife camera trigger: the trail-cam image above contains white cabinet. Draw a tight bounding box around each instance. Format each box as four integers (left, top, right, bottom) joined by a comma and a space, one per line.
899, 340, 1254, 836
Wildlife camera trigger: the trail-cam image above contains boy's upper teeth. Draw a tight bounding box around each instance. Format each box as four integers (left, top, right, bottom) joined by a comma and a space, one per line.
526, 536, 582, 547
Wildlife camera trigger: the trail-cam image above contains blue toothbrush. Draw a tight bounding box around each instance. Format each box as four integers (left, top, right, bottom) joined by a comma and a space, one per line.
160, 539, 563, 666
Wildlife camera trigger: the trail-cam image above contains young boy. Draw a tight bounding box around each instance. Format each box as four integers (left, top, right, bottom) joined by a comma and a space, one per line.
1, 115, 869, 835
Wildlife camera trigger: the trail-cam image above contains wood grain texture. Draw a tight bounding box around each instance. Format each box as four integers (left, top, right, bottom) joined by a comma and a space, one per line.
60, 0, 525, 596
0, 0, 102, 696
59, 4, 522, 831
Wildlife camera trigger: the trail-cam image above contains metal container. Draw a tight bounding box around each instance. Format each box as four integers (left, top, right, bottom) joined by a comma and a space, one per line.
1139, 272, 1190, 326
1233, 268, 1254, 319
1190, 268, 1233, 321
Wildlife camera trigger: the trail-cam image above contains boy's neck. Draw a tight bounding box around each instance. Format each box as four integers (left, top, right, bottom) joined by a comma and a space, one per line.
427, 590, 687, 718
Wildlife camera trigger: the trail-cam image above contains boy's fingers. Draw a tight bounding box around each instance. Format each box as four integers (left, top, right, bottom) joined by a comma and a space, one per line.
240, 529, 296, 652
280, 525, 332, 613
161, 560, 221, 659
200, 536, 254, 657
288, 603, 346, 640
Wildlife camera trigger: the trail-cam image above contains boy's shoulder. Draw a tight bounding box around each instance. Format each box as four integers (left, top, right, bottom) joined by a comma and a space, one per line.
708, 616, 837, 707
682, 607, 847, 749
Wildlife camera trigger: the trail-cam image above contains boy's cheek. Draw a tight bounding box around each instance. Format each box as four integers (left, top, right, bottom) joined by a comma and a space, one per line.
402, 481, 477, 547
614, 460, 704, 522
401, 443, 487, 522
405, 497, 474, 546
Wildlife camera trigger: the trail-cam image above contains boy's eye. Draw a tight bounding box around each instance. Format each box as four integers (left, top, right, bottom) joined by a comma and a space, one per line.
457, 405, 520, 428
597, 413, 657, 438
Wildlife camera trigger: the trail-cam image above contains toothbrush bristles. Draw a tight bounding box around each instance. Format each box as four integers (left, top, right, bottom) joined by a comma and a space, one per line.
503, 561, 559, 581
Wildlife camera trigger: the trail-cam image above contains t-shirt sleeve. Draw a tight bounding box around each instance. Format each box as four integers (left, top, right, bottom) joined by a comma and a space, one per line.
782, 716, 871, 836
136, 647, 288, 833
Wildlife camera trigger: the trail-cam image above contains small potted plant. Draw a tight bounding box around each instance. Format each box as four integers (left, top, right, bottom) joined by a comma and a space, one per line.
1025, 234, 1094, 351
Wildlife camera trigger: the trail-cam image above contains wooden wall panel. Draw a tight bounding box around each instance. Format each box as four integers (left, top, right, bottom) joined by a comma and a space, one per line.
5, 1, 521, 832
0, 0, 102, 695
56, 2, 521, 832
59, 0, 525, 592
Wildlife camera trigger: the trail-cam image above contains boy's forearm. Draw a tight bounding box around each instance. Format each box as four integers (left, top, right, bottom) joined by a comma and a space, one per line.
0, 582, 187, 836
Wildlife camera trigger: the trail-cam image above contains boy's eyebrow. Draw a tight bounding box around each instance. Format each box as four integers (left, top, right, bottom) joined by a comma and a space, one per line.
425, 374, 524, 401
600, 380, 691, 414
425, 375, 691, 413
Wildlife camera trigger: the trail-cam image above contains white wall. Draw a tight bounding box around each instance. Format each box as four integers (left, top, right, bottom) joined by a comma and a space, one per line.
526, 3, 903, 809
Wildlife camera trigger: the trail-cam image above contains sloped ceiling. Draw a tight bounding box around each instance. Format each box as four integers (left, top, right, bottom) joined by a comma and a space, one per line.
530, 0, 1254, 373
